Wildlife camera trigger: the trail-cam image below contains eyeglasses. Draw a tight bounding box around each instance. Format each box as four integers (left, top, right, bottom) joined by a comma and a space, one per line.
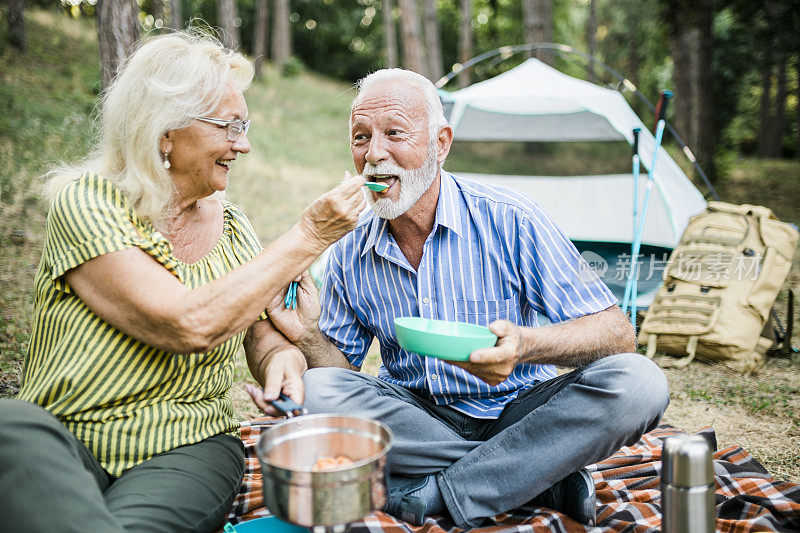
195, 116, 251, 142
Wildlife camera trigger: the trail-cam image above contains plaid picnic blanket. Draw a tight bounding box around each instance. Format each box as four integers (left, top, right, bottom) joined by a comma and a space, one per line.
223, 421, 800, 532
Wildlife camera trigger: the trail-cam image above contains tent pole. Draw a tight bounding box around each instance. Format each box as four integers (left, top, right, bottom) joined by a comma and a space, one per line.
622, 128, 642, 323
623, 91, 673, 330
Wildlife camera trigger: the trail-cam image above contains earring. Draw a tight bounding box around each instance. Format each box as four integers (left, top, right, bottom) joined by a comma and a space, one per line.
162, 152, 171, 170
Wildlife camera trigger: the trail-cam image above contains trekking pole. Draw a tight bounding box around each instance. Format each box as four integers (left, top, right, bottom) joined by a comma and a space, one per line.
622, 128, 641, 321
622, 90, 673, 330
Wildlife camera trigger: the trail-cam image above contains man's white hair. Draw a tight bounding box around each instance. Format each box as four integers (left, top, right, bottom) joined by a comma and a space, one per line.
352, 68, 449, 140
43, 30, 254, 224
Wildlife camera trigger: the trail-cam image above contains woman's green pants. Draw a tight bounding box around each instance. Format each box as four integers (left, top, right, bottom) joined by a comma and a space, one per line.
0, 399, 244, 532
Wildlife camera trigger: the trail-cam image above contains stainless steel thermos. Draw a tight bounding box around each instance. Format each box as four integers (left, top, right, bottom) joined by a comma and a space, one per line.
661, 434, 716, 533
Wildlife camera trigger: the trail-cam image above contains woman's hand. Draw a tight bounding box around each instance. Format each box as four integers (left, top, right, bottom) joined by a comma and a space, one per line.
246, 349, 307, 416
267, 270, 321, 344
296, 171, 366, 253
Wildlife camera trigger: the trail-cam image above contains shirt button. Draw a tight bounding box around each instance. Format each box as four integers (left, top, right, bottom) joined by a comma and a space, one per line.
430, 374, 438, 381
422, 297, 430, 304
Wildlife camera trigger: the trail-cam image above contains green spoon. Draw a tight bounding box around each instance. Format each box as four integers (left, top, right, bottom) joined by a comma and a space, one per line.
364, 181, 389, 193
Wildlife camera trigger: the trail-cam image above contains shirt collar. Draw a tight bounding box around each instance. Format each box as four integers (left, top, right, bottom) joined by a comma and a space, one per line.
359, 169, 464, 258
435, 170, 464, 238
360, 210, 388, 257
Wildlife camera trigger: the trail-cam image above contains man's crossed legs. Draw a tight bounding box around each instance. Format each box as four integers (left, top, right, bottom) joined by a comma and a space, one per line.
302, 352, 669, 528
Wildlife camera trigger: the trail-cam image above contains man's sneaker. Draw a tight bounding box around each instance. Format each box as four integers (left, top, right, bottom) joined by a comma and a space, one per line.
383, 475, 428, 526
531, 468, 597, 526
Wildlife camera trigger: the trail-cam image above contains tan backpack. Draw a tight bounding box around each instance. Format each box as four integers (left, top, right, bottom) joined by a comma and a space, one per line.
638, 201, 798, 371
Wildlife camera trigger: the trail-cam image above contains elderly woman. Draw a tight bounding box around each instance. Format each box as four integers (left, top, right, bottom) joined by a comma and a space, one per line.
0, 32, 365, 532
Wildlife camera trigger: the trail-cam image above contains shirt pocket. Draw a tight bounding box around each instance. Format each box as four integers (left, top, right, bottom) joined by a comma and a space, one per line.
452, 298, 517, 326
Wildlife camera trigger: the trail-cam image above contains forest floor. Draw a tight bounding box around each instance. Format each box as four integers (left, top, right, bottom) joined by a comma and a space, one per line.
2, 9, 799, 483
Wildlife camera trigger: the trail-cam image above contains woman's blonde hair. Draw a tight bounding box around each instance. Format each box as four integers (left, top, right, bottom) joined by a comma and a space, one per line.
43, 30, 254, 224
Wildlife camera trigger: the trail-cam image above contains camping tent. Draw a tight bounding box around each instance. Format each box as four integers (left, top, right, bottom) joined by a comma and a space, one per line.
440, 58, 707, 307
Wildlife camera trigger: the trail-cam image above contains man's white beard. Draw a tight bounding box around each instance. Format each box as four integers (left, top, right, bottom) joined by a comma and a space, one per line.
364, 140, 439, 220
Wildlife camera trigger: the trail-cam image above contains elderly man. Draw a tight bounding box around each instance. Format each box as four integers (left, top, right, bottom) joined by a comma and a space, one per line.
259, 68, 669, 528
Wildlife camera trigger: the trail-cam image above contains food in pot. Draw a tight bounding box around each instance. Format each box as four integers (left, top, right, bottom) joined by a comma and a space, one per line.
312, 455, 354, 471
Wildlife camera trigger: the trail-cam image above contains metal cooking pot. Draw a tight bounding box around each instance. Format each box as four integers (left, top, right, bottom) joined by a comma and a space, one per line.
255, 395, 394, 528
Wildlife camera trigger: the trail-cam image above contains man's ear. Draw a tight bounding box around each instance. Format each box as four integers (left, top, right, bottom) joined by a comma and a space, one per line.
436, 125, 453, 164
159, 131, 172, 155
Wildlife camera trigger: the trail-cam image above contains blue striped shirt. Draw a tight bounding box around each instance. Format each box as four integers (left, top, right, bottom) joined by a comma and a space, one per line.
319, 171, 617, 418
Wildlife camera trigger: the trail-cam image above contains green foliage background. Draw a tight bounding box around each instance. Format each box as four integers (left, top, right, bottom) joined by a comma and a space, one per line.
58, 0, 798, 164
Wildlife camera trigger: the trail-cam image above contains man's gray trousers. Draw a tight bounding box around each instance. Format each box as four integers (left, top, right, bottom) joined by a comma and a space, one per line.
302, 352, 669, 528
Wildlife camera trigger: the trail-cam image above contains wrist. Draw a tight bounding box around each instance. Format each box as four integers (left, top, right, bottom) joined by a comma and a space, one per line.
514, 324, 535, 363
296, 326, 325, 354
277, 318, 320, 347
260, 347, 308, 384
292, 219, 327, 257
289, 348, 308, 374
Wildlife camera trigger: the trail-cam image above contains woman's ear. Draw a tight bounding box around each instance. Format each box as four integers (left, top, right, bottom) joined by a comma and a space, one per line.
159, 131, 172, 155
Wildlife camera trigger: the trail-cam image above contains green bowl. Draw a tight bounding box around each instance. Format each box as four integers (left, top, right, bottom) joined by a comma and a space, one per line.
394, 317, 498, 361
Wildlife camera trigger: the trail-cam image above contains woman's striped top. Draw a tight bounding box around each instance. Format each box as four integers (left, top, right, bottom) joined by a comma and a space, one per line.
18, 173, 265, 477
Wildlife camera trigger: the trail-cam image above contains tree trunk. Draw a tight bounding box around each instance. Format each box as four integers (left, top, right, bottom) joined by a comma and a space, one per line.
522, 0, 534, 56
668, 30, 692, 142
771, 51, 787, 158
586, 0, 597, 82
253, 0, 269, 80
757, 0, 785, 158
217, 0, 240, 50
422, 0, 443, 82
523, 0, 553, 64
7, 0, 27, 52
97, 0, 140, 91
272, 0, 291, 67
397, 0, 426, 76
382, 0, 398, 67
689, 5, 715, 179
757, 58, 774, 158
664, 0, 715, 180
797, 53, 800, 160
767, 0, 792, 159
457, 0, 473, 88
169, 0, 182, 30
152, 0, 164, 31
627, 2, 641, 86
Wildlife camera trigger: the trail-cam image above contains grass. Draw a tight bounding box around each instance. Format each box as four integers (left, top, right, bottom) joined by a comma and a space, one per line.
0, 10, 99, 205
684, 379, 798, 422
2, 8, 799, 483
660, 357, 800, 481
0, 10, 100, 396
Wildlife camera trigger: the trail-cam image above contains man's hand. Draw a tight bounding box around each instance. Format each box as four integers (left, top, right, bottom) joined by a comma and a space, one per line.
246, 349, 307, 416
449, 320, 522, 386
266, 271, 321, 344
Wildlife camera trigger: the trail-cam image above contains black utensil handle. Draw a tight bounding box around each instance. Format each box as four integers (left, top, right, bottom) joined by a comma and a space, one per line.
658, 90, 673, 122
269, 393, 309, 418
654, 89, 673, 129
